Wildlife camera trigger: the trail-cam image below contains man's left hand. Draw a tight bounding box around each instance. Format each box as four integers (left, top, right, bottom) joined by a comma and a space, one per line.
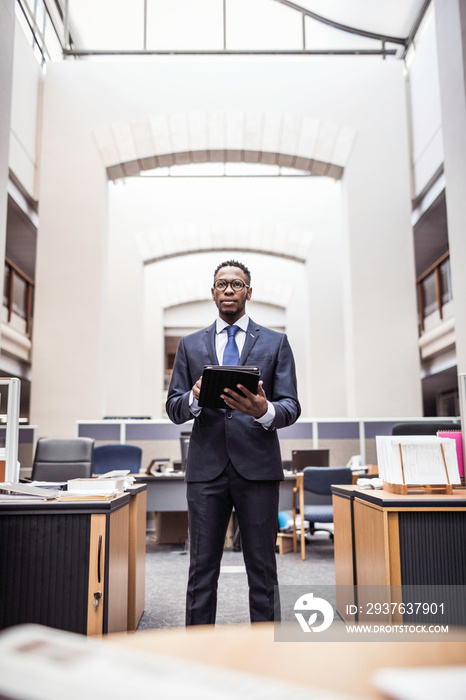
221, 380, 268, 418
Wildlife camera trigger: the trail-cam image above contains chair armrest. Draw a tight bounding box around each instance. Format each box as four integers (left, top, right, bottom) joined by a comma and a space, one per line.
292, 473, 304, 555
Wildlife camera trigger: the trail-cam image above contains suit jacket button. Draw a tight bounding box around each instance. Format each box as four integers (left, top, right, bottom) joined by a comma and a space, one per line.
226, 412, 232, 419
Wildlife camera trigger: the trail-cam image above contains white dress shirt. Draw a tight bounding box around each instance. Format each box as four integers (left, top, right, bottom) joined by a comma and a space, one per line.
189, 314, 275, 427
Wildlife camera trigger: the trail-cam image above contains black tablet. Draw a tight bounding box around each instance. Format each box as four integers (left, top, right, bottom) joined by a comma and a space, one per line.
198, 365, 261, 409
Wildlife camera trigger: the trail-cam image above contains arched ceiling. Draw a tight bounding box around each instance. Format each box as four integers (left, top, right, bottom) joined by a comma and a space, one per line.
136, 222, 313, 265
156, 272, 294, 311
93, 111, 357, 180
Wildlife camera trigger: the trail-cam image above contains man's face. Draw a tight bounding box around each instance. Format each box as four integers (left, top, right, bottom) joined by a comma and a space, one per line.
212, 266, 252, 324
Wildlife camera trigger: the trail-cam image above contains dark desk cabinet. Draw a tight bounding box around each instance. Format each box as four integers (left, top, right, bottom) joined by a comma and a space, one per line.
332, 485, 466, 625
0, 494, 131, 636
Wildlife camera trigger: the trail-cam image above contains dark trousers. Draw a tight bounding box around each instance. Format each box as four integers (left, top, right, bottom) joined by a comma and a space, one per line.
186, 461, 280, 626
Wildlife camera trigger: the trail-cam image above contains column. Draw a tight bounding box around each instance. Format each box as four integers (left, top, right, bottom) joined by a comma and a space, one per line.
434, 0, 466, 373
341, 64, 423, 417
0, 0, 15, 346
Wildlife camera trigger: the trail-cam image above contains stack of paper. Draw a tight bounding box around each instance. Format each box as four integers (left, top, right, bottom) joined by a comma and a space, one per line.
371, 665, 466, 700
437, 430, 464, 477
0, 482, 60, 502
0, 624, 353, 700
66, 477, 126, 497
375, 436, 461, 486
96, 471, 135, 489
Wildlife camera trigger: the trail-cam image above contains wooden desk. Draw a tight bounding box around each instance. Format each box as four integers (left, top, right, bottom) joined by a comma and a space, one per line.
332, 485, 466, 623
0, 493, 133, 636
107, 623, 466, 700
127, 484, 147, 630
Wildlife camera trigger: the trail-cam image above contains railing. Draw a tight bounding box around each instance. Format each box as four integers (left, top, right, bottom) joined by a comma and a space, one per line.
417, 251, 451, 333
3, 258, 34, 335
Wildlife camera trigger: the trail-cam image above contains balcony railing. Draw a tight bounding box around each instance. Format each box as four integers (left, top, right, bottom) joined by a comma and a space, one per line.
417, 251, 451, 334
3, 258, 34, 335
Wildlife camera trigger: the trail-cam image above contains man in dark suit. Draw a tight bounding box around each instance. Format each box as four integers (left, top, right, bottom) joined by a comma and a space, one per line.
166, 260, 300, 625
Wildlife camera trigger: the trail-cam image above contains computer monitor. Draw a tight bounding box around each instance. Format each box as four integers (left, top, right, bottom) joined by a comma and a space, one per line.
291, 449, 329, 472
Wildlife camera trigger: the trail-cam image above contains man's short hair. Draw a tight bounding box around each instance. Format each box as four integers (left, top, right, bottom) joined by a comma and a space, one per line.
213, 260, 251, 285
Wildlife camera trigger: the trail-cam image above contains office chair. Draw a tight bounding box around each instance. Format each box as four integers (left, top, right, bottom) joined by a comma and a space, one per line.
291, 449, 329, 472
93, 443, 142, 474
391, 422, 460, 436
292, 466, 352, 560
31, 437, 94, 481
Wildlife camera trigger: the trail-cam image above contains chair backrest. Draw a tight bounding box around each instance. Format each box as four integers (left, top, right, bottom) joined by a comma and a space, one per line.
32, 437, 94, 481
391, 422, 460, 436
303, 466, 352, 495
93, 444, 142, 474
292, 449, 329, 472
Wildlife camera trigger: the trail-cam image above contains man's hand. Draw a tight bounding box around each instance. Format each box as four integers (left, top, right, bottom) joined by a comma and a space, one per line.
221, 380, 268, 418
192, 376, 202, 400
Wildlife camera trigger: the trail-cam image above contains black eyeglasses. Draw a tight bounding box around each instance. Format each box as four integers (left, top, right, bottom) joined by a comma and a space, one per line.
213, 279, 250, 292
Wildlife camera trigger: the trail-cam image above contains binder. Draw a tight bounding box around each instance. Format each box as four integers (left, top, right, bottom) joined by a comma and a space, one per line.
437, 430, 464, 477
198, 365, 261, 409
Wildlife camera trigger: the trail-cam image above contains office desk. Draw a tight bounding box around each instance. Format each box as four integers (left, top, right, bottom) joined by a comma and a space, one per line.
136, 472, 302, 513
108, 623, 466, 700
332, 485, 466, 623
135, 473, 187, 511
0, 492, 143, 636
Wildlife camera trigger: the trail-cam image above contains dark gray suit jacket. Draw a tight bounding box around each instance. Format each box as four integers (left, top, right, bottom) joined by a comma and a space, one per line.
166, 318, 301, 482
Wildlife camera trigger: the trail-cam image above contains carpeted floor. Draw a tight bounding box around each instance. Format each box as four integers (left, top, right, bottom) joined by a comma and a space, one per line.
138, 533, 336, 630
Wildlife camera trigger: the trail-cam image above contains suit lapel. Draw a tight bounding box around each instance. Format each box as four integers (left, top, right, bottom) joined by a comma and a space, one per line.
203, 322, 219, 364
240, 319, 260, 365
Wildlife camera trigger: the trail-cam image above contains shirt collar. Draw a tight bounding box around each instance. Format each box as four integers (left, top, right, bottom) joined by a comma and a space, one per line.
216, 314, 249, 335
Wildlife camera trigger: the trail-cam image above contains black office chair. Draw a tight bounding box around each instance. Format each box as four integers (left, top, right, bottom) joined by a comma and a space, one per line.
31, 437, 94, 481
292, 466, 352, 560
391, 422, 460, 435
93, 444, 142, 474
291, 449, 329, 472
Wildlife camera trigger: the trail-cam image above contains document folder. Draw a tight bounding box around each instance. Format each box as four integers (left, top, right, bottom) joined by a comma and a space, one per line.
198, 365, 261, 409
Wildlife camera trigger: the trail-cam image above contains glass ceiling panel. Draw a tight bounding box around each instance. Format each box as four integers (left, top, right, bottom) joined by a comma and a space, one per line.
304, 17, 387, 52
297, 0, 424, 38
68, 0, 145, 50
62, 0, 426, 54
146, 0, 223, 51
226, 0, 302, 50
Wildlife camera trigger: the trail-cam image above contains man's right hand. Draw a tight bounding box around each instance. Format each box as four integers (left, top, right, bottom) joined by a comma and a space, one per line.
192, 376, 202, 400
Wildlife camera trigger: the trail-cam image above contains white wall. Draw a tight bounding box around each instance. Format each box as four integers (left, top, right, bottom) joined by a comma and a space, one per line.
0, 0, 15, 351
407, 7, 443, 197
31, 63, 109, 435
105, 183, 144, 416
107, 175, 341, 419
32, 57, 421, 435
434, 0, 466, 375
342, 64, 422, 416
9, 19, 42, 199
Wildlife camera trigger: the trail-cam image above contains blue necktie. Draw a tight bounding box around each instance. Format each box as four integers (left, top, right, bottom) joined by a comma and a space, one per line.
223, 325, 240, 365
